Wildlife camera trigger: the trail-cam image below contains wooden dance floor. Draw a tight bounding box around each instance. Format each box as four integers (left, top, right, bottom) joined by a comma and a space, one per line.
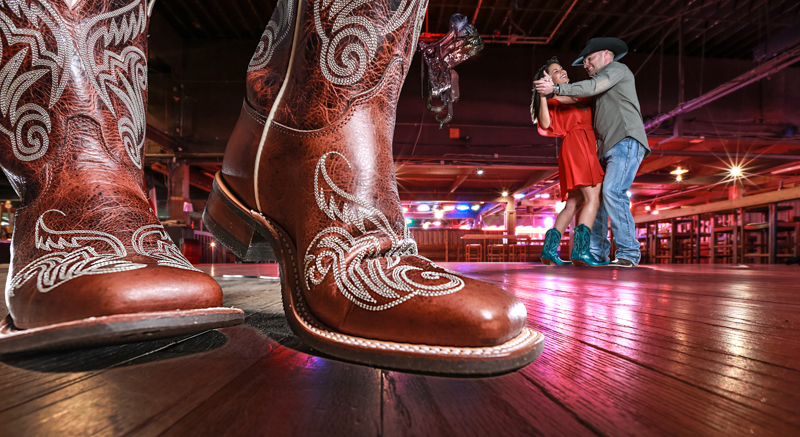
1, 263, 799, 436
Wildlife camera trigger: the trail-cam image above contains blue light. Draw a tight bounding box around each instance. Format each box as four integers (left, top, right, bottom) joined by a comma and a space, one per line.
456, 204, 470, 211
417, 204, 430, 212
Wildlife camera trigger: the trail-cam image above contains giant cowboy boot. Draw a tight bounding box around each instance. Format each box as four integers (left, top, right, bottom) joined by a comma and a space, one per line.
0, 0, 244, 354
204, 0, 544, 374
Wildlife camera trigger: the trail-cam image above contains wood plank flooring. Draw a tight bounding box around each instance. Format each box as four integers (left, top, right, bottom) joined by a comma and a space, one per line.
1, 263, 799, 436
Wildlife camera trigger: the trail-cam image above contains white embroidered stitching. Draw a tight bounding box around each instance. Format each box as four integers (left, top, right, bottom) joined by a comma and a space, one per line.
131, 224, 201, 272
304, 152, 463, 311
248, 0, 293, 72
313, 0, 415, 85
77, 0, 148, 169
8, 209, 146, 295
265, 216, 538, 357
0, 0, 72, 162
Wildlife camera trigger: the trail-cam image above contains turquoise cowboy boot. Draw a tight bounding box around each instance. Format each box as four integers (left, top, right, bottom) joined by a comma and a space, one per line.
571, 224, 610, 267
541, 229, 570, 265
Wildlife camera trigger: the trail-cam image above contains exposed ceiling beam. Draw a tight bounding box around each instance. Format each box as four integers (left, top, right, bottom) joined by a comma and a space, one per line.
146, 124, 182, 152
151, 162, 213, 192
448, 173, 470, 193
638, 143, 713, 175
647, 149, 800, 160
513, 170, 551, 194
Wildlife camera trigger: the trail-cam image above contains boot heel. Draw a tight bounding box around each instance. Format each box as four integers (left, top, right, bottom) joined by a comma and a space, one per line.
203, 174, 276, 262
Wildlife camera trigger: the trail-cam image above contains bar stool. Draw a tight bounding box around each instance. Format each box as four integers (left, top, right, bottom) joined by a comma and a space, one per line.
653, 221, 675, 264
742, 221, 800, 263
636, 224, 650, 264
508, 242, 528, 262
709, 211, 741, 264
672, 218, 697, 264
487, 243, 506, 262
464, 243, 483, 262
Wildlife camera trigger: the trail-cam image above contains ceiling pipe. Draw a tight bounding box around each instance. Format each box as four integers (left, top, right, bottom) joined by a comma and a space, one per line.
420, 0, 578, 45
644, 42, 800, 130
471, 0, 482, 24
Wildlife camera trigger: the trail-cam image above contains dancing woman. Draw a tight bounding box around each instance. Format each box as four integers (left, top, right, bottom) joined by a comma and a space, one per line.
531, 57, 607, 266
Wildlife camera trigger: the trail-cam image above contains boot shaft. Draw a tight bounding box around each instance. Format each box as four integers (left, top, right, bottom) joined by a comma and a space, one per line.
246, 0, 296, 115
222, 0, 429, 231
0, 0, 152, 204
262, 0, 427, 129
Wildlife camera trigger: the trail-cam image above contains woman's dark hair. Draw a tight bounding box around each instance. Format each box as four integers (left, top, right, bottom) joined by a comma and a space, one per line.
530, 56, 561, 125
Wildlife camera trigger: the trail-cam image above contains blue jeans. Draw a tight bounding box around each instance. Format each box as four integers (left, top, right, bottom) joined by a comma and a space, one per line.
590, 138, 646, 264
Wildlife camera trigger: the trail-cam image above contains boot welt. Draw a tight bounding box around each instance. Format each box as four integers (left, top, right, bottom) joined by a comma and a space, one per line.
0, 308, 244, 355
204, 173, 545, 375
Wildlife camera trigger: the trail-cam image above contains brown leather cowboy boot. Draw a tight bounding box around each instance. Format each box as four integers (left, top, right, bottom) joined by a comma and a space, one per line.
0, 0, 243, 354
204, 0, 544, 374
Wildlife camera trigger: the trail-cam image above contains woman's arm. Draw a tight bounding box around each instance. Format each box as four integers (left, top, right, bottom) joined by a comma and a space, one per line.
538, 95, 551, 129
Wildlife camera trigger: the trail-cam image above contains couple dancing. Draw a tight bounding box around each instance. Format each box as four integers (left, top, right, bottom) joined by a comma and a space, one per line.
532, 38, 651, 268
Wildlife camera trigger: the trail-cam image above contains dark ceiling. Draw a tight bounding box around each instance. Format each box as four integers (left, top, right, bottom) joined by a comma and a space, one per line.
155, 0, 800, 59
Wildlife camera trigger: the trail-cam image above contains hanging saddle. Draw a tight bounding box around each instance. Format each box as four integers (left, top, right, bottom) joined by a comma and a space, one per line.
419, 14, 484, 128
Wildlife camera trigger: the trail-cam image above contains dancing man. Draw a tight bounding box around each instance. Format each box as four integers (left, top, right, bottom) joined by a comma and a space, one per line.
534, 37, 650, 268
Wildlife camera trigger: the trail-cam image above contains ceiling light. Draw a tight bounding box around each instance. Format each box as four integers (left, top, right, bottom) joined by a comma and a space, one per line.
645, 205, 651, 211
729, 166, 743, 178
417, 204, 430, 212
476, 168, 484, 175
422, 222, 430, 229
513, 193, 524, 199
540, 193, 550, 199
434, 210, 444, 219
456, 204, 470, 211
433, 221, 441, 226
670, 166, 688, 175
501, 191, 509, 197
626, 190, 632, 198
442, 205, 456, 211
405, 218, 412, 225
471, 204, 480, 210
676, 174, 682, 182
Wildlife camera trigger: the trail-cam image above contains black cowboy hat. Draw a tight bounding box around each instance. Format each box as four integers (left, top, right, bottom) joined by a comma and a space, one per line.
571, 37, 628, 66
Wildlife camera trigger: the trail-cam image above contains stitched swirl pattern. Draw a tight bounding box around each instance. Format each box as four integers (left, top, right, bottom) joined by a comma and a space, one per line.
0, 0, 72, 162
248, 0, 294, 72
304, 152, 464, 312
314, 0, 417, 86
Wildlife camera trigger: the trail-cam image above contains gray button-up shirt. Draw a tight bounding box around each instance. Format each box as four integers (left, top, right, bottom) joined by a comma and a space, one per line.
558, 62, 650, 159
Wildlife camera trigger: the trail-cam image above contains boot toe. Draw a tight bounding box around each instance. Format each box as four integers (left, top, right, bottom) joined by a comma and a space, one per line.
9, 266, 224, 330
308, 257, 528, 348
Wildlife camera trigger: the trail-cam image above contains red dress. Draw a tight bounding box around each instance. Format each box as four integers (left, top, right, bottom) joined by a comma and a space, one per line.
538, 98, 604, 200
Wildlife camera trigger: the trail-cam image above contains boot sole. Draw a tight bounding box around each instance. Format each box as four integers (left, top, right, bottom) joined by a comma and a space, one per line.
0, 308, 244, 355
571, 260, 608, 267
203, 173, 545, 375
